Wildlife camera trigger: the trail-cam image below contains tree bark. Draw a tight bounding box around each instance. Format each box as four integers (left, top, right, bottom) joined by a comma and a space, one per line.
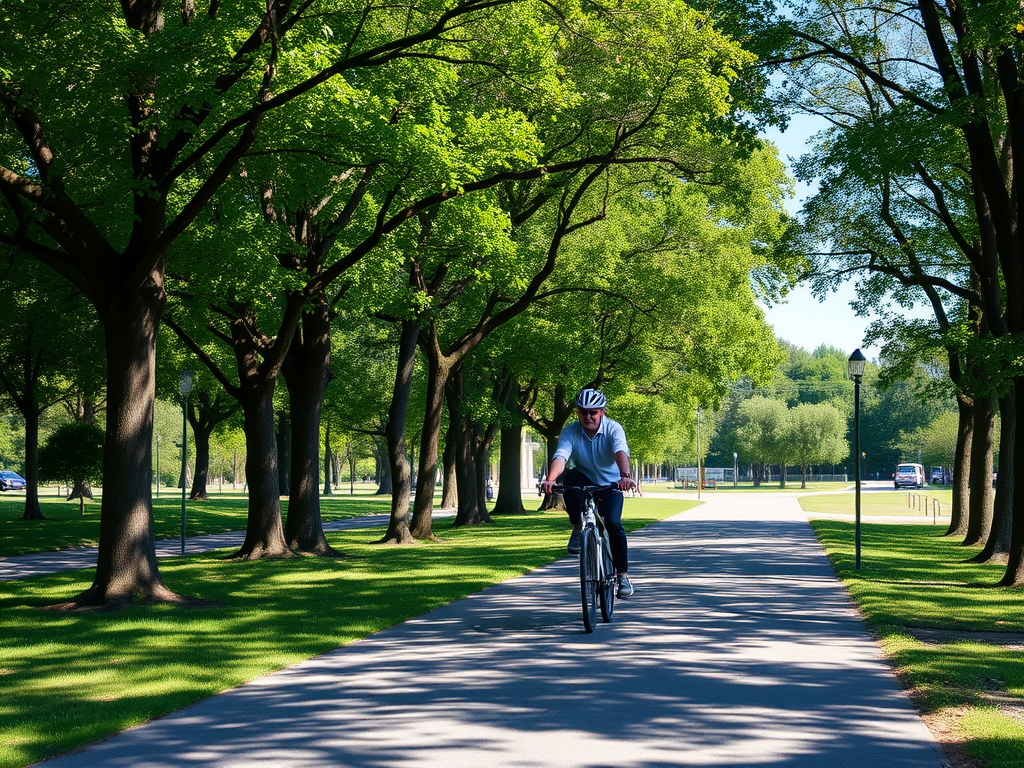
492, 407, 527, 515
963, 393, 995, 547
282, 302, 341, 556
189, 414, 211, 500
71, 286, 182, 606
379, 319, 419, 544
229, 313, 291, 560
945, 394, 974, 537
999, 379, 1024, 585
187, 391, 237, 500
276, 407, 291, 497
974, 388, 1013, 563
448, 366, 492, 526
409, 329, 450, 539
323, 419, 333, 496
375, 437, 393, 495
21, 407, 44, 520
441, 420, 458, 509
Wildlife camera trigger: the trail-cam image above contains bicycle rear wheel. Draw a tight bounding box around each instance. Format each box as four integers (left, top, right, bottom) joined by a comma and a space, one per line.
579, 526, 599, 633
599, 535, 615, 622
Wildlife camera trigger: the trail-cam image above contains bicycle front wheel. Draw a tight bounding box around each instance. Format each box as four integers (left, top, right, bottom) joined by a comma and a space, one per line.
599, 535, 615, 622
579, 526, 599, 633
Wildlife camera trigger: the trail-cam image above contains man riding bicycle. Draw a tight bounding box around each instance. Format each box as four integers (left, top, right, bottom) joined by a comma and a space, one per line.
541, 388, 637, 598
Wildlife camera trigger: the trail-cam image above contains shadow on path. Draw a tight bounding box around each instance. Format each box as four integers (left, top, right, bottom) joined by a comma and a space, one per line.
42, 514, 944, 768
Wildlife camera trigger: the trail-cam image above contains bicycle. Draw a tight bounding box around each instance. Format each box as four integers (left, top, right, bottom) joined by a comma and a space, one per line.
554, 484, 618, 633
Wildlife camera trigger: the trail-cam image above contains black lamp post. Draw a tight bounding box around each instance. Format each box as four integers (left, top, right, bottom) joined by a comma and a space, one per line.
848, 348, 866, 570
155, 435, 161, 499
733, 452, 738, 488
179, 371, 195, 555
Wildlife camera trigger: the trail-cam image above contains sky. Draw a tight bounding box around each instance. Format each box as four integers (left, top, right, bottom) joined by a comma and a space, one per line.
756, 121, 885, 361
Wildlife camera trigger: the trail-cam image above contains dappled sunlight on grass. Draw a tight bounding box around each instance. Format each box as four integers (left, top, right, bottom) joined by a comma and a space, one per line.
810, 519, 1024, 766
0, 495, 397, 557
0, 498, 694, 768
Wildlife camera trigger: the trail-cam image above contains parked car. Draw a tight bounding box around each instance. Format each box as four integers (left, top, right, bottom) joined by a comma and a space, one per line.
0, 470, 26, 491
894, 463, 925, 489
930, 467, 945, 485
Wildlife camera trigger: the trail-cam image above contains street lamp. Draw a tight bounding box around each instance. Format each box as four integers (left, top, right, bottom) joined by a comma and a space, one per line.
848, 348, 867, 571
733, 452, 738, 488
179, 370, 195, 555
155, 435, 161, 499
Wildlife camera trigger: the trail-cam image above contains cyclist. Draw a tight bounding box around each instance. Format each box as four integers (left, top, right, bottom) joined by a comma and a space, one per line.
541, 388, 637, 598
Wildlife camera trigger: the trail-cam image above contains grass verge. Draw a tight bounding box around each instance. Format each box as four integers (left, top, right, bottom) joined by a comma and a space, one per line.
800, 489, 953, 518
0, 497, 691, 768
809, 519, 1024, 768
0, 494, 395, 558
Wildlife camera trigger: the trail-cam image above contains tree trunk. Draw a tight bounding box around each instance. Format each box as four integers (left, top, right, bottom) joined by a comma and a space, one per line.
409, 333, 450, 539
375, 437, 393, 495
999, 378, 1024, 585
283, 304, 341, 556
447, 366, 492, 527
963, 393, 995, 547
323, 419, 333, 496
974, 387, 1014, 563
946, 394, 974, 537
234, 381, 291, 558
70, 288, 181, 607
229, 312, 291, 559
276, 407, 291, 497
492, 417, 527, 515
441, 421, 458, 509
67, 481, 94, 504
379, 319, 418, 544
800, 462, 807, 490
21, 407, 44, 520
188, 411, 212, 501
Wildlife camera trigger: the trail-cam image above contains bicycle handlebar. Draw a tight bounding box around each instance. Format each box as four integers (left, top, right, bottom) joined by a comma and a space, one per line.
551, 483, 620, 494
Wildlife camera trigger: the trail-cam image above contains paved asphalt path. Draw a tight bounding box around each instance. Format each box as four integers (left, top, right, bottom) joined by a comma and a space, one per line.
37, 491, 946, 768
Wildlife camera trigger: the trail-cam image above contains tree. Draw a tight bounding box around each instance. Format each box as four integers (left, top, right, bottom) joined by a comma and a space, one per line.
3, 0, 545, 605
38, 422, 104, 516
0, 255, 97, 519
762, 0, 1024, 584
735, 396, 790, 486
788, 402, 848, 488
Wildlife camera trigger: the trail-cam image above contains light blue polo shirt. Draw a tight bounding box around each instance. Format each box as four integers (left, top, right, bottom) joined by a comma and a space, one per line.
552, 415, 630, 485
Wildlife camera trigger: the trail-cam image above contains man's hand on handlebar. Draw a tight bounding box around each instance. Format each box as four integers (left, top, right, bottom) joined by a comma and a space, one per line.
617, 476, 637, 492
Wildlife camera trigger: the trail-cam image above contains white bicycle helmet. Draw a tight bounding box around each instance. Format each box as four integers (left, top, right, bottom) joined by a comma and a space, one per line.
575, 388, 607, 410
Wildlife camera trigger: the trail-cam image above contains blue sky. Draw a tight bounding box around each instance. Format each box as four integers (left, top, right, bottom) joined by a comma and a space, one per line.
757, 120, 883, 360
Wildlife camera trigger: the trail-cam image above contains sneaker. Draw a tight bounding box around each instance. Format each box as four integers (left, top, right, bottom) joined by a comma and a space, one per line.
567, 527, 581, 554
616, 574, 634, 598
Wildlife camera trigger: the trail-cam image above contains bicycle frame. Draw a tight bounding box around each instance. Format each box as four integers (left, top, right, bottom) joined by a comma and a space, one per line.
555, 483, 618, 632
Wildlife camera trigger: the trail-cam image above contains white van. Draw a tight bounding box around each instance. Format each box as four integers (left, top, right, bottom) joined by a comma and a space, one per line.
894, 463, 925, 489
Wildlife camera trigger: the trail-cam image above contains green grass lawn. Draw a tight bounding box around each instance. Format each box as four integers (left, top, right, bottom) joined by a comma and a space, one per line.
0, 496, 691, 768
800, 489, 953, 518
0, 493, 396, 558
647, 480, 855, 493
810, 520, 1024, 767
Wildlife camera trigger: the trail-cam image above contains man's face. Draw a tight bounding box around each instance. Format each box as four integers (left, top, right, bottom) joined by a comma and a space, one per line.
577, 407, 604, 430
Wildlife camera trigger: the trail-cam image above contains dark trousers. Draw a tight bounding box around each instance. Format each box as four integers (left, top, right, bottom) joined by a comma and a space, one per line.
560, 468, 628, 573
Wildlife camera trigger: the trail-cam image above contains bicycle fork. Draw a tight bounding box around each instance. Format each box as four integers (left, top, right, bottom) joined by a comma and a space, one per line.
583, 499, 604, 582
